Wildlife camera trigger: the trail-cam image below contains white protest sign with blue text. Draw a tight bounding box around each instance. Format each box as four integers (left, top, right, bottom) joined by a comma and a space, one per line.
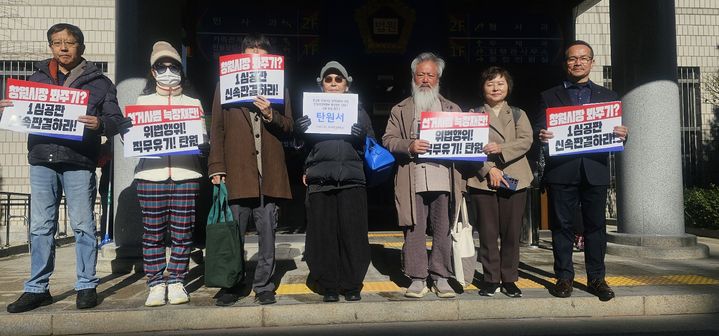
302, 92, 358, 135
219, 53, 284, 105
0, 78, 87, 140
546, 101, 624, 156
124, 105, 204, 158
418, 111, 489, 161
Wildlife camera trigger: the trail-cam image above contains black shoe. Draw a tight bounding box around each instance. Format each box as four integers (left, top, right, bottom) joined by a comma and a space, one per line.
76, 288, 98, 309
551, 278, 573, 298
501, 282, 523, 298
215, 288, 239, 307
344, 290, 361, 301
7, 292, 53, 313
256, 291, 276, 305
478, 282, 501, 297
587, 279, 615, 302
323, 291, 340, 302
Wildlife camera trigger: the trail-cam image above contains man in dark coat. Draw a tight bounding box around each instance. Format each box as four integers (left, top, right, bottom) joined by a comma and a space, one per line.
536, 40, 628, 302
208, 33, 293, 306
2, 23, 125, 313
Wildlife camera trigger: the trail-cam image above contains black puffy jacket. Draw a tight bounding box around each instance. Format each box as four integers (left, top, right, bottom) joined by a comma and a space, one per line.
303, 106, 375, 187
27, 59, 124, 169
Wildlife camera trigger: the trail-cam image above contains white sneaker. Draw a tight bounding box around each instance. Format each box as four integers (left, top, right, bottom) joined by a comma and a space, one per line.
167, 283, 190, 305
145, 283, 167, 307
432, 278, 456, 298
404, 280, 429, 298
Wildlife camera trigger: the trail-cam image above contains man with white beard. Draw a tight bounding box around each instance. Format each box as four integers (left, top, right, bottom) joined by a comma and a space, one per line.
382, 52, 465, 298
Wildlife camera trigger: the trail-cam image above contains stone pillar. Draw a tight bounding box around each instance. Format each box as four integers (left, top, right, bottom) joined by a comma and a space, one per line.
607, 0, 708, 259
98, 0, 186, 272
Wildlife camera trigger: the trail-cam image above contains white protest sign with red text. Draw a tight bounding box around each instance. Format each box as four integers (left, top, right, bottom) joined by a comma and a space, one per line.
124, 105, 204, 158
418, 111, 489, 161
219, 53, 284, 105
546, 101, 624, 156
0, 78, 88, 140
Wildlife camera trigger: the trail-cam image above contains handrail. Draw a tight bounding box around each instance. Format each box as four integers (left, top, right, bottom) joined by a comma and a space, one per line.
0, 192, 102, 248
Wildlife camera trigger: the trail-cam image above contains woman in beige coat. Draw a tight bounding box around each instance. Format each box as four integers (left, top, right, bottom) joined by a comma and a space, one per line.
468, 66, 533, 298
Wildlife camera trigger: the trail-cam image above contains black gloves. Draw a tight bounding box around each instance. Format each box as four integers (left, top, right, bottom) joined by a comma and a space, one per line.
198, 142, 210, 157
296, 115, 311, 134
118, 117, 133, 135
351, 123, 366, 138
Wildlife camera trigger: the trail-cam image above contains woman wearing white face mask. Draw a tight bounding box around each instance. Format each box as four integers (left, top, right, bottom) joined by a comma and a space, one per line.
134, 41, 208, 307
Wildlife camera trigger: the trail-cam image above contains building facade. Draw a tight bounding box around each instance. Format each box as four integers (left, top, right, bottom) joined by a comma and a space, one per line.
0, 0, 716, 246
576, 0, 719, 186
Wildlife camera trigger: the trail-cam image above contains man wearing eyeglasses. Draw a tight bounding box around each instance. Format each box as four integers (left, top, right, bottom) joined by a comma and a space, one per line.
535, 40, 629, 302
208, 33, 293, 306
383, 52, 464, 299
3, 23, 125, 313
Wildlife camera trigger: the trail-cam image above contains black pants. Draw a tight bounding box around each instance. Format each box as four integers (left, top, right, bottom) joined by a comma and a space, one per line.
547, 183, 608, 281
305, 187, 370, 293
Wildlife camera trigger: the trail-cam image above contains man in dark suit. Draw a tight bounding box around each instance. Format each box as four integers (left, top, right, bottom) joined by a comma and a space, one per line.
536, 40, 628, 301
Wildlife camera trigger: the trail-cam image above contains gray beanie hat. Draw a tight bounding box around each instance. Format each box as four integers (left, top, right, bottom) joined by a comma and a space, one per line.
316, 61, 353, 85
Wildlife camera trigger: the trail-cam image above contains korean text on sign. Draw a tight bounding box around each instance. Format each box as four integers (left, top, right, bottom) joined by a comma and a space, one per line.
0, 78, 88, 140
124, 105, 204, 158
219, 53, 285, 105
546, 101, 624, 157
418, 111, 489, 161
302, 92, 358, 135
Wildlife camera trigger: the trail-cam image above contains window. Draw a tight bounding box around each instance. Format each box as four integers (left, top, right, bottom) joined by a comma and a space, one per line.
677, 66, 702, 187
1, 60, 109, 97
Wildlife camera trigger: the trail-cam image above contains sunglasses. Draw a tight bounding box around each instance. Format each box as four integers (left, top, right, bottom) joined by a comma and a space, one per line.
323, 75, 345, 84
153, 63, 181, 75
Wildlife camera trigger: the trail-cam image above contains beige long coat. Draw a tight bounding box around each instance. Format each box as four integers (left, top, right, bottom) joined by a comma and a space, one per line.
382, 95, 466, 227
467, 103, 533, 191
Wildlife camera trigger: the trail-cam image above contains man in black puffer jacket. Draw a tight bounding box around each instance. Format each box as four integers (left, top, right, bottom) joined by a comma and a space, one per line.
2, 23, 125, 314
295, 61, 375, 302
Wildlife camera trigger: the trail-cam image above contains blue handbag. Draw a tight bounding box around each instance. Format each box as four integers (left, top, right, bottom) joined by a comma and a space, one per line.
364, 136, 395, 187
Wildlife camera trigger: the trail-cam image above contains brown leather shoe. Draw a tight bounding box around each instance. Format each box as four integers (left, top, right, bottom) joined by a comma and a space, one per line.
587, 279, 615, 301
551, 278, 573, 298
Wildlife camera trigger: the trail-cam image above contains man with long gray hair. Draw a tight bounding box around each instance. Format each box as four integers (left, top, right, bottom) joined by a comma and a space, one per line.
382, 52, 465, 298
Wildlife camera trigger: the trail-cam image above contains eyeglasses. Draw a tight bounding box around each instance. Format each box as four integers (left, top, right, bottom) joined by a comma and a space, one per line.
324, 75, 345, 84
566, 56, 593, 64
50, 40, 79, 49
153, 63, 181, 75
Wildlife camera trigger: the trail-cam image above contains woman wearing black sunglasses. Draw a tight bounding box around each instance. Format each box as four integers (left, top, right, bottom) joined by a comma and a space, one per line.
133, 41, 207, 307
295, 61, 374, 302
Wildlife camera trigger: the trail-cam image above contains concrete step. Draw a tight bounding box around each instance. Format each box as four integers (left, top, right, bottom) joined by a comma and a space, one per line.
2, 287, 718, 336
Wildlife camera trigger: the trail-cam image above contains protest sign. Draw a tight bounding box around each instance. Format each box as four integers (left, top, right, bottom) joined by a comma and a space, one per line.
302, 92, 358, 135
0, 78, 88, 140
546, 101, 624, 156
219, 53, 284, 105
124, 105, 204, 158
418, 111, 489, 161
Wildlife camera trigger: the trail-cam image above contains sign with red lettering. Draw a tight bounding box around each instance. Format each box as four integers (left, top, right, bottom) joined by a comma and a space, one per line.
124, 105, 204, 157
0, 78, 88, 140
546, 101, 624, 156
418, 111, 489, 161
219, 53, 284, 105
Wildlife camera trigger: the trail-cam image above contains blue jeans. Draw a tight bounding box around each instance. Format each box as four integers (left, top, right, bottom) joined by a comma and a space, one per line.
25, 164, 99, 293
